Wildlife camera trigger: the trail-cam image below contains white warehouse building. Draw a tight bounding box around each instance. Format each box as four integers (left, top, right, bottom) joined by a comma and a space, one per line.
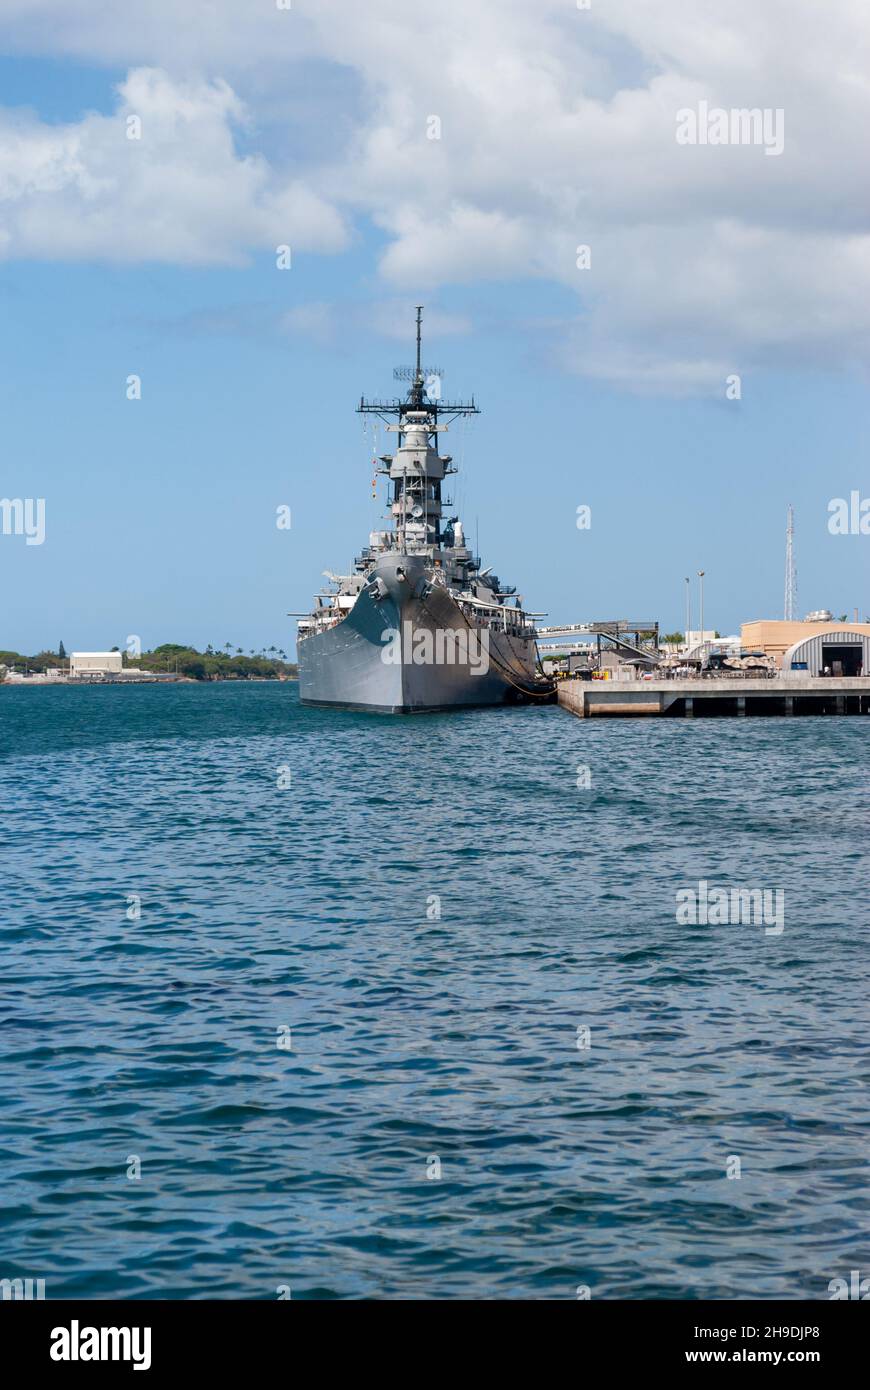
69, 651, 124, 679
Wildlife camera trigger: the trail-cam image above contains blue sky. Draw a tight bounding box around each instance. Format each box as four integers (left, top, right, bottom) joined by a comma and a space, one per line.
0, 3, 867, 654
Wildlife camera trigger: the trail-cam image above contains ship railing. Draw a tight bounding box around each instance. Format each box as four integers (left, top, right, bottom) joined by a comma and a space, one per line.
456, 598, 537, 638
459, 596, 540, 619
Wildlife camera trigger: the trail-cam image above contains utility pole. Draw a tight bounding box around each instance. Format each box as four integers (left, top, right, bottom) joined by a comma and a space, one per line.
784, 504, 796, 620
698, 570, 705, 660
684, 577, 691, 648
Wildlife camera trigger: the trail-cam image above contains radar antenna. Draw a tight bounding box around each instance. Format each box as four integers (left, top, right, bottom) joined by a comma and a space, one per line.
360, 305, 478, 427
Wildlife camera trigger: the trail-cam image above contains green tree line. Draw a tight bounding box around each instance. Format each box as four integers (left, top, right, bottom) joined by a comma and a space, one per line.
1, 642, 298, 681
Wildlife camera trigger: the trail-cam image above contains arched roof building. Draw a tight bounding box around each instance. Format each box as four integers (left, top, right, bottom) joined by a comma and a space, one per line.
741, 619, 870, 668
782, 628, 870, 676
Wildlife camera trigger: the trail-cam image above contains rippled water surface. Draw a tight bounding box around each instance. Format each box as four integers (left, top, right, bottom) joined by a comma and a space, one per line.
1, 683, 868, 1299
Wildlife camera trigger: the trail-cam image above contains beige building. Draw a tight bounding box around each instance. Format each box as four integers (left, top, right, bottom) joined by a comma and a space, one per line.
70, 651, 124, 678
741, 620, 870, 670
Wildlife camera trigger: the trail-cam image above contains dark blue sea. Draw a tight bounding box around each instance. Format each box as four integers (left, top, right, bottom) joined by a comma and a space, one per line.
1, 683, 867, 1299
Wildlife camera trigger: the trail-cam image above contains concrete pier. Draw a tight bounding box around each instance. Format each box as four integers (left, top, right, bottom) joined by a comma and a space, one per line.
558, 676, 870, 719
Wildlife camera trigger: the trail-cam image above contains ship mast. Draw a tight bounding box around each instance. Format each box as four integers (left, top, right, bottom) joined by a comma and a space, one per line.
357, 306, 478, 429
357, 307, 479, 556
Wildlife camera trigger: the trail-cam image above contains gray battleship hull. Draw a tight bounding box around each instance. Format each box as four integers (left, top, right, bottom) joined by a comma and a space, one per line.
298, 555, 539, 713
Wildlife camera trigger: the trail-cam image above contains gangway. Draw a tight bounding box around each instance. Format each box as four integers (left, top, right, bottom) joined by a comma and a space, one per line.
536, 619, 662, 666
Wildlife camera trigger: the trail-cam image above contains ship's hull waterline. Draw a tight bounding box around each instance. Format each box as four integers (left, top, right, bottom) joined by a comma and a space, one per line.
298, 557, 540, 713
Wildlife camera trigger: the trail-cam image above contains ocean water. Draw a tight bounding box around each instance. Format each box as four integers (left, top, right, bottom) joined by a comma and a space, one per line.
1, 682, 867, 1300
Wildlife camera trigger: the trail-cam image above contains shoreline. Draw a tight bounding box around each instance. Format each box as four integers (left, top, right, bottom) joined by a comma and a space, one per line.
1, 675, 299, 688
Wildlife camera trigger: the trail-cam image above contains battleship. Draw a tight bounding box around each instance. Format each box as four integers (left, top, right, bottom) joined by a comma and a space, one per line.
296, 309, 553, 713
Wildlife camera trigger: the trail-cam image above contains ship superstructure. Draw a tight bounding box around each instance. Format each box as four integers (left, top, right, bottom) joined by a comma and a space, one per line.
296, 309, 552, 712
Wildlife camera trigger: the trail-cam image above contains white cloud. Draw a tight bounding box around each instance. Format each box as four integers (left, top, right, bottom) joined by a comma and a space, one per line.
0, 68, 347, 265
0, 1, 868, 388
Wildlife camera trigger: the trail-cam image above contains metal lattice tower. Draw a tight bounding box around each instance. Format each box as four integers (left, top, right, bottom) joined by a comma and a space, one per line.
784, 503, 797, 621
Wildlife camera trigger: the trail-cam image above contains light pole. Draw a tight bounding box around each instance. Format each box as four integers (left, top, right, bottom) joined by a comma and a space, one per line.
684, 577, 691, 649
698, 570, 705, 660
